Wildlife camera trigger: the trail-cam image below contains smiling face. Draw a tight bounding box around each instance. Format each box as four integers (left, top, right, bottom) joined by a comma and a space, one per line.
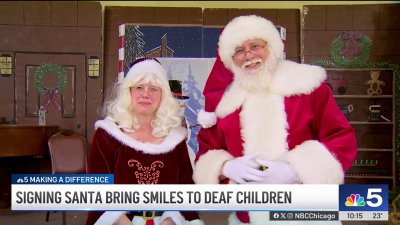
130, 82, 162, 117
232, 39, 269, 73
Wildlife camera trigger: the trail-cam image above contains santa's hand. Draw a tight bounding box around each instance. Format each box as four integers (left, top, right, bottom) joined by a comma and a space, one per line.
255, 159, 300, 184
222, 152, 264, 184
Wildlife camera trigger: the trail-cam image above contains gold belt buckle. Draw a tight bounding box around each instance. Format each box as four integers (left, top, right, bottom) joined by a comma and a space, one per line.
143, 211, 155, 220
259, 165, 268, 171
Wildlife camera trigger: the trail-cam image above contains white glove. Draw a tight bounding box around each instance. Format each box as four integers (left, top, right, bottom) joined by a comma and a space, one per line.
254, 159, 300, 184
222, 152, 265, 184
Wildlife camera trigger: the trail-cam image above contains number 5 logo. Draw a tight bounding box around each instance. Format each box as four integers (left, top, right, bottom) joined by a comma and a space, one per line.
366, 188, 382, 207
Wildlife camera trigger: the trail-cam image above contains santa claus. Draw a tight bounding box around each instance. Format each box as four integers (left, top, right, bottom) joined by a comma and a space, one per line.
193, 15, 357, 225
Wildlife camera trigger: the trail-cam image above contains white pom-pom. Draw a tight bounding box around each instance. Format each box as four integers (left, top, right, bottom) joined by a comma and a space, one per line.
197, 109, 217, 128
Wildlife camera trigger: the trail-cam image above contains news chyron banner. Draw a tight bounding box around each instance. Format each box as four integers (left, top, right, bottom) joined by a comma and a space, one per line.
11, 174, 388, 222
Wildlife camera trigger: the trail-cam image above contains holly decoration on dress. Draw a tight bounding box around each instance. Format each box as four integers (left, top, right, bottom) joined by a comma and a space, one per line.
34, 63, 67, 112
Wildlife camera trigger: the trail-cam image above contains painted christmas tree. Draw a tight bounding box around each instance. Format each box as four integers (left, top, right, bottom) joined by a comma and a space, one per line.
182, 63, 204, 154
125, 25, 146, 73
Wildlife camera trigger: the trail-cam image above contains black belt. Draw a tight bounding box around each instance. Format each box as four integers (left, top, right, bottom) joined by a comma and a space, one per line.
130, 211, 163, 219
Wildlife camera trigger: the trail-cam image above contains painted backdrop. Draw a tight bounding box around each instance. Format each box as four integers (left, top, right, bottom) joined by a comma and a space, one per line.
120, 24, 220, 164
158, 58, 216, 164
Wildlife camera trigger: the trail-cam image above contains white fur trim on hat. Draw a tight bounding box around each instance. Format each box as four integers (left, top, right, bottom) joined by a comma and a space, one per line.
122, 58, 168, 84
197, 109, 217, 128
218, 15, 284, 71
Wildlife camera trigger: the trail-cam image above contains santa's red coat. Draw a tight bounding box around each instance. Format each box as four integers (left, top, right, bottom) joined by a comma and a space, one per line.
193, 57, 357, 225
194, 56, 357, 185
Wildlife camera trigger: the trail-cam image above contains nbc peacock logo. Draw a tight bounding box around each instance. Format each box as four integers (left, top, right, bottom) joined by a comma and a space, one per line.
345, 194, 366, 207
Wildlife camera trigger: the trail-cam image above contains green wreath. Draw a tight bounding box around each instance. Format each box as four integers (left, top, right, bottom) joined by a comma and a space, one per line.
313, 34, 372, 68
34, 63, 67, 95
330, 35, 372, 68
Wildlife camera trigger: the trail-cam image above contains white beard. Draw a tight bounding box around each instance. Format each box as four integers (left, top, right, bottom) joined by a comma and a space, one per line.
231, 54, 279, 92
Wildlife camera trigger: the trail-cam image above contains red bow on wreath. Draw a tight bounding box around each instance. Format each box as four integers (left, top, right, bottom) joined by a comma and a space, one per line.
42, 87, 61, 112
340, 31, 363, 59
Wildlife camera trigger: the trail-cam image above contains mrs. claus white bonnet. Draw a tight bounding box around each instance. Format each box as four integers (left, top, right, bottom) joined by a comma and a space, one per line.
122, 57, 169, 88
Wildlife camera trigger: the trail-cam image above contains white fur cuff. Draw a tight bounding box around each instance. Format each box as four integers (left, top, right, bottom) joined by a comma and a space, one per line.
193, 150, 234, 184
197, 109, 217, 128
94, 211, 127, 225
282, 140, 344, 184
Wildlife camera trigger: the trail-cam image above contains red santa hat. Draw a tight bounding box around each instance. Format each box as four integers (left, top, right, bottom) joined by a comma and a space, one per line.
197, 15, 284, 128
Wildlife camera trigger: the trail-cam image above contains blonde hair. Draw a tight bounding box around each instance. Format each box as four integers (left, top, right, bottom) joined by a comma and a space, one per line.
102, 72, 181, 137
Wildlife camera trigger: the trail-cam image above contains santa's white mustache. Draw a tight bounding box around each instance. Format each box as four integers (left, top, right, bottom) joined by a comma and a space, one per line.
242, 58, 263, 69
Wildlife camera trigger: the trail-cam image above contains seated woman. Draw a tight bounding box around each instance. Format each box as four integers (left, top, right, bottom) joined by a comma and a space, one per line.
86, 58, 203, 225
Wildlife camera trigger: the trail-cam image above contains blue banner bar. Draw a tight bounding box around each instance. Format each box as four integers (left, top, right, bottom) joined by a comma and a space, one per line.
12, 174, 114, 184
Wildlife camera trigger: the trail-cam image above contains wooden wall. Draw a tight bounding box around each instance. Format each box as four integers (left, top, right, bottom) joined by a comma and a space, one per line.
303, 4, 400, 64
0, 1, 102, 208
0, 1, 102, 141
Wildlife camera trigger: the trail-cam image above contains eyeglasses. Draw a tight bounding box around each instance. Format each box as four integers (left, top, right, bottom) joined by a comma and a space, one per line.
233, 43, 267, 59
131, 85, 161, 96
